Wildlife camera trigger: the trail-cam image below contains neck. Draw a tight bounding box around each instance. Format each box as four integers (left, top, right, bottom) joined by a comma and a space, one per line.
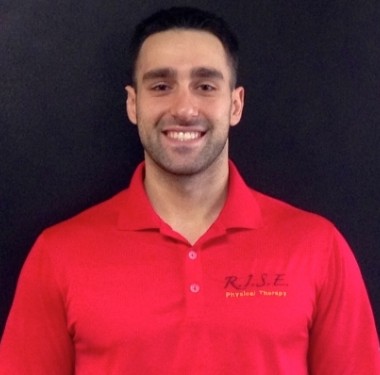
143, 157, 229, 244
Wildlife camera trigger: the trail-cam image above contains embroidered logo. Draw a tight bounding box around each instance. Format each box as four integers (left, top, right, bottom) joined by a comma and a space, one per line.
224, 273, 288, 298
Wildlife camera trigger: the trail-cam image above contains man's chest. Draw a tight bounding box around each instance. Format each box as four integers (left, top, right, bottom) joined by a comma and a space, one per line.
64, 230, 320, 353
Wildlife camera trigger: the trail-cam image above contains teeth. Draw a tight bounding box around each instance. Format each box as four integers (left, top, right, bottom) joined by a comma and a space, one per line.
166, 131, 201, 141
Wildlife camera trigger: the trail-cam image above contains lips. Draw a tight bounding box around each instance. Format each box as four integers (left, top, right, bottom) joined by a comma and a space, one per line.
164, 131, 204, 142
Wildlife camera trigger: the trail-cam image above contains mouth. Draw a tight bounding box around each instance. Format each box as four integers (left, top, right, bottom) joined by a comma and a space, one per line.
164, 131, 205, 142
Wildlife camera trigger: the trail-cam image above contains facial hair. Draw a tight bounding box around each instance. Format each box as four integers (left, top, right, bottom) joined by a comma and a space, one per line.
138, 115, 230, 177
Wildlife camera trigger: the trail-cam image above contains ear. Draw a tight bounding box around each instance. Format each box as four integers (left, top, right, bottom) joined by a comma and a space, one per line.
230, 86, 244, 127
125, 85, 137, 125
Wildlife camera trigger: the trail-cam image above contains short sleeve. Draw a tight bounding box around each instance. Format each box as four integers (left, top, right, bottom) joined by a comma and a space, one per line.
0, 234, 74, 374
307, 227, 380, 374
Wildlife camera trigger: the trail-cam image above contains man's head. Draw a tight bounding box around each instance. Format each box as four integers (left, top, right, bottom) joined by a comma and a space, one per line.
129, 6, 239, 88
125, 7, 244, 176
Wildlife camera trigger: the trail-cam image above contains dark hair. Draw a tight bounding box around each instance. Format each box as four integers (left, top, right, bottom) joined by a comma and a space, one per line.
129, 6, 239, 87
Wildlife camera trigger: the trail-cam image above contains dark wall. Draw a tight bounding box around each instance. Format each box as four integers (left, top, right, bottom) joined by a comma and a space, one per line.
1, 0, 379, 335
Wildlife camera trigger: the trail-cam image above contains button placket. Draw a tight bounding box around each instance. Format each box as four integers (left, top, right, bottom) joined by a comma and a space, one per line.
184, 246, 204, 317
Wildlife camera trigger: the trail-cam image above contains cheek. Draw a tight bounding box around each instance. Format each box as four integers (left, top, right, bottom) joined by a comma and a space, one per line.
135, 108, 162, 140
205, 99, 234, 123
136, 97, 168, 122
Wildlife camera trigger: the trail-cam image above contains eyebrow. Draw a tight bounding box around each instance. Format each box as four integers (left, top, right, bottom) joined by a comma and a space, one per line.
141, 67, 224, 82
142, 68, 176, 82
191, 67, 224, 81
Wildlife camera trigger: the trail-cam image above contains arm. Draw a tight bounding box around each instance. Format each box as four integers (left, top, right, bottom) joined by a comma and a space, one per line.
0, 235, 74, 374
308, 228, 380, 374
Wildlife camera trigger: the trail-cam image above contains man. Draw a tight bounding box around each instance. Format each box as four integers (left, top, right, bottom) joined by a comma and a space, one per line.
0, 6, 379, 374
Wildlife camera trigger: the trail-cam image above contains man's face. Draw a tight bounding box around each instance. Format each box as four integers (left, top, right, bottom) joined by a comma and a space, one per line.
126, 29, 244, 176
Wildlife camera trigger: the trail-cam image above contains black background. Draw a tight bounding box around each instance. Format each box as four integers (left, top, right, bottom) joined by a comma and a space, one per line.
1, 0, 379, 335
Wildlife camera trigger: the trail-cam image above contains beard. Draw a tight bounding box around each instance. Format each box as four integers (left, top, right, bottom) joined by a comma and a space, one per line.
138, 116, 230, 177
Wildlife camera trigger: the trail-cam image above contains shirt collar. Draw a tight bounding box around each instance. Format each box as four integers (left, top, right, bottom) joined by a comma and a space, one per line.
117, 163, 161, 230
217, 160, 263, 230
117, 161, 263, 231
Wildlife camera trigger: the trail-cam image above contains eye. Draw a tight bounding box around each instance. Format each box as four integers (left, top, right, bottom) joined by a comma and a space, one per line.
198, 83, 216, 92
151, 83, 171, 92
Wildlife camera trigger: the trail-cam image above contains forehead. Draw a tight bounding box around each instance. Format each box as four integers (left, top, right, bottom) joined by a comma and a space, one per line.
135, 29, 231, 80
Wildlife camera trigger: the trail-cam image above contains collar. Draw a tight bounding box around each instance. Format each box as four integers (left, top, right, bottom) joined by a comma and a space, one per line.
117, 161, 263, 231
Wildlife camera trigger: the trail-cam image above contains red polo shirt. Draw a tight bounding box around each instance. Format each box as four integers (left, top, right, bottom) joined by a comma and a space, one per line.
1, 162, 379, 374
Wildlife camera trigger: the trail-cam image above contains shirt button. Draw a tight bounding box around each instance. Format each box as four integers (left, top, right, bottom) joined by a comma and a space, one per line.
190, 283, 201, 293
188, 250, 197, 260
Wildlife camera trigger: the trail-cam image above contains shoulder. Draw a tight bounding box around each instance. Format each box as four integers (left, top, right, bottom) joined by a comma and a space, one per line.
252, 189, 333, 229
39, 188, 128, 246
249, 189, 349, 258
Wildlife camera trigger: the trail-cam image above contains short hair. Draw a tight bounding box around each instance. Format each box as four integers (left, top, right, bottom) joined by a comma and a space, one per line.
129, 6, 239, 87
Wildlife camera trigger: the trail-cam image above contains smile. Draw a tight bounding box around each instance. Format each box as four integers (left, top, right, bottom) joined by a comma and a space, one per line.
165, 131, 203, 142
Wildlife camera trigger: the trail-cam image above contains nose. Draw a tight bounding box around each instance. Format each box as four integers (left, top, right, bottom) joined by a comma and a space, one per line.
170, 88, 198, 120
